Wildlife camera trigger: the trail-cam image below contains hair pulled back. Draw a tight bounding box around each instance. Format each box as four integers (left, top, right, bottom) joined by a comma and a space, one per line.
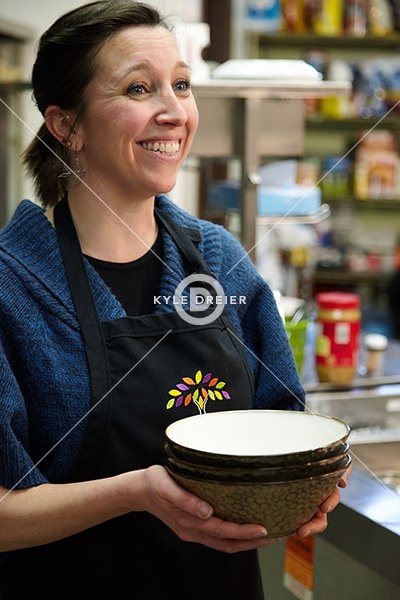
23, 0, 170, 207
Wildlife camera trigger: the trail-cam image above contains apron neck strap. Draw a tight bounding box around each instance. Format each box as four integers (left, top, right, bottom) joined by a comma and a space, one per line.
53, 195, 99, 320
53, 196, 110, 404
154, 207, 213, 276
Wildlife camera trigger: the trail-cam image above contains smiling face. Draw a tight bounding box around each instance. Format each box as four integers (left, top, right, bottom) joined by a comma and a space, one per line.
74, 25, 199, 202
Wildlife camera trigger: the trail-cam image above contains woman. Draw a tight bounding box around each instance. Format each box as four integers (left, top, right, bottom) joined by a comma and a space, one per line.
0, 2, 348, 598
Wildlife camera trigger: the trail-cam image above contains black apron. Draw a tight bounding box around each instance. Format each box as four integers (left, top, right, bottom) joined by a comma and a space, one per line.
1, 197, 264, 600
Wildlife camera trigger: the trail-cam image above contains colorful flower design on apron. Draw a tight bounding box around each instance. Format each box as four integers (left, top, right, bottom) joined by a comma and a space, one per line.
167, 369, 231, 414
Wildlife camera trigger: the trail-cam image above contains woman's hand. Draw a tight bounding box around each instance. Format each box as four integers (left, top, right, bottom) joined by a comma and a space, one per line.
133, 465, 274, 553
295, 464, 352, 538
133, 464, 353, 549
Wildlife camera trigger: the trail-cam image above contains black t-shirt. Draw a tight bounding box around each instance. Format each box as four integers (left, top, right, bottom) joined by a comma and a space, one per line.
85, 232, 163, 316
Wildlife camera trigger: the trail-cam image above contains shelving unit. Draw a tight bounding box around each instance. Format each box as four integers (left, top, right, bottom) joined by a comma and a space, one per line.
243, 28, 400, 319
0, 20, 33, 226
191, 79, 349, 260
247, 32, 400, 53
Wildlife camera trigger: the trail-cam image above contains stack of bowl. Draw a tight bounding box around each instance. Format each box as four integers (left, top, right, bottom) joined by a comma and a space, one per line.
165, 409, 351, 539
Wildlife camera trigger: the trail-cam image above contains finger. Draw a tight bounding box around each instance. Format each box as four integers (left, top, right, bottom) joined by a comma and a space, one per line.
198, 516, 267, 541
174, 513, 270, 551
157, 467, 214, 519
205, 536, 274, 554
296, 510, 328, 538
338, 464, 353, 488
319, 487, 340, 513
194, 530, 275, 554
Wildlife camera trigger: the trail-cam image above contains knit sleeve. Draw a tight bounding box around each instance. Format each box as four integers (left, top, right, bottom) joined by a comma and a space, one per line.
0, 338, 48, 489
207, 225, 306, 412
240, 283, 306, 412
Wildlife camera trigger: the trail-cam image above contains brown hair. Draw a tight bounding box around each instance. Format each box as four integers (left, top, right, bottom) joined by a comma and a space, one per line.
23, 0, 171, 207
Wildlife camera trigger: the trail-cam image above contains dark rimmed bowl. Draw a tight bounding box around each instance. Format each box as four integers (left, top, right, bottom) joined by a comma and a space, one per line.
167, 465, 348, 539
165, 451, 351, 483
165, 410, 350, 469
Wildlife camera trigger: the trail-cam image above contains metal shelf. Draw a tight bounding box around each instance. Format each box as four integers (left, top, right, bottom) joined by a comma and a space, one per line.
305, 374, 400, 394
323, 197, 400, 210
306, 116, 400, 130
0, 80, 31, 90
313, 269, 389, 285
252, 32, 400, 50
257, 203, 330, 225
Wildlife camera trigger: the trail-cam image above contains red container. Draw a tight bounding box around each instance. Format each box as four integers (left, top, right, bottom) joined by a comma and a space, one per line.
315, 292, 361, 384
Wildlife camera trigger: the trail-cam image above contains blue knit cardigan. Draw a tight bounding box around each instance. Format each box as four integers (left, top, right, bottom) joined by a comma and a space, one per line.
0, 197, 305, 489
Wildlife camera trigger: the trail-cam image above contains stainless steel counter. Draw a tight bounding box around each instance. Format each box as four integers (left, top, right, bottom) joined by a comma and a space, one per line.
259, 468, 400, 599
259, 339, 400, 597
303, 339, 400, 445
339, 467, 400, 536
190, 79, 350, 258
259, 464, 400, 599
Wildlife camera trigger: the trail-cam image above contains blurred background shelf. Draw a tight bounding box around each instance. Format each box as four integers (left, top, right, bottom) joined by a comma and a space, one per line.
306, 116, 400, 131
249, 32, 400, 51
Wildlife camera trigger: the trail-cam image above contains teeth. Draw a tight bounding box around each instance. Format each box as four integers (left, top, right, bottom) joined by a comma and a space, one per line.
141, 141, 180, 154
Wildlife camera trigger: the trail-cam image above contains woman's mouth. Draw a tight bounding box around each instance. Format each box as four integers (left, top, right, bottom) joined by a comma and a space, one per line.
140, 141, 180, 155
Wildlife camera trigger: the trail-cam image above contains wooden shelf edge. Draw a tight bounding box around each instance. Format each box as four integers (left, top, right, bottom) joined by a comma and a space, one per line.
251, 32, 400, 49
306, 116, 400, 130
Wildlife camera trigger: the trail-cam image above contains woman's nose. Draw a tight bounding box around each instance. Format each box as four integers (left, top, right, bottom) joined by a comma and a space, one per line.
155, 93, 188, 125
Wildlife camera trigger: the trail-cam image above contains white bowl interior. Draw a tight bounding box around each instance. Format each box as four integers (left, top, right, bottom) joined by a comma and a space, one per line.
165, 410, 349, 457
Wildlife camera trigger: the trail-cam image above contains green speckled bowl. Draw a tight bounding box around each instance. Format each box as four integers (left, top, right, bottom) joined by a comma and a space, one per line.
167, 466, 347, 539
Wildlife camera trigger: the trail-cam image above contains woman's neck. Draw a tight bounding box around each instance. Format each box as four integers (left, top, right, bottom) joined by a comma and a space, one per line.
52, 190, 159, 263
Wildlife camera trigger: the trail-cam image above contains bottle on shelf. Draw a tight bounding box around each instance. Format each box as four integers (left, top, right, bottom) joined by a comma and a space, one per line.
281, 0, 308, 32
319, 59, 354, 118
343, 0, 368, 36
313, 0, 343, 35
368, 0, 394, 36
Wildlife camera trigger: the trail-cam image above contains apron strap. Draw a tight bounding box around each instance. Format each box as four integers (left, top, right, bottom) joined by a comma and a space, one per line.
53, 196, 111, 405
154, 207, 212, 275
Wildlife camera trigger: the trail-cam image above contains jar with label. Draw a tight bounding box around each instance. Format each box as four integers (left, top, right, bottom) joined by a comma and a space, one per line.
315, 292, 361, 384
343, 0, 367, 36
320, 156, 352, 199
245, 0, 282, 32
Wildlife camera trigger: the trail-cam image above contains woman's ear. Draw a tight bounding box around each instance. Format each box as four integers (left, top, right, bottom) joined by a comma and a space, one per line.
44, 106, 83, 151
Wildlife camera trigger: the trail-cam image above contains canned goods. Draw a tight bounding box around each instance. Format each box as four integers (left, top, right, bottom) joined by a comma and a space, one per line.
315, 292, 361, 384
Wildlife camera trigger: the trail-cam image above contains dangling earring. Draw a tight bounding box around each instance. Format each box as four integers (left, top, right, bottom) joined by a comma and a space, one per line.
58, 141, 86, 185
72, 151, 86, 179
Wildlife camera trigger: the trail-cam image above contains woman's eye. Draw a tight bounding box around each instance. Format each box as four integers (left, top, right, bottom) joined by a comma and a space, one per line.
174, 79, 192, 93
126, 83, 147, 96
